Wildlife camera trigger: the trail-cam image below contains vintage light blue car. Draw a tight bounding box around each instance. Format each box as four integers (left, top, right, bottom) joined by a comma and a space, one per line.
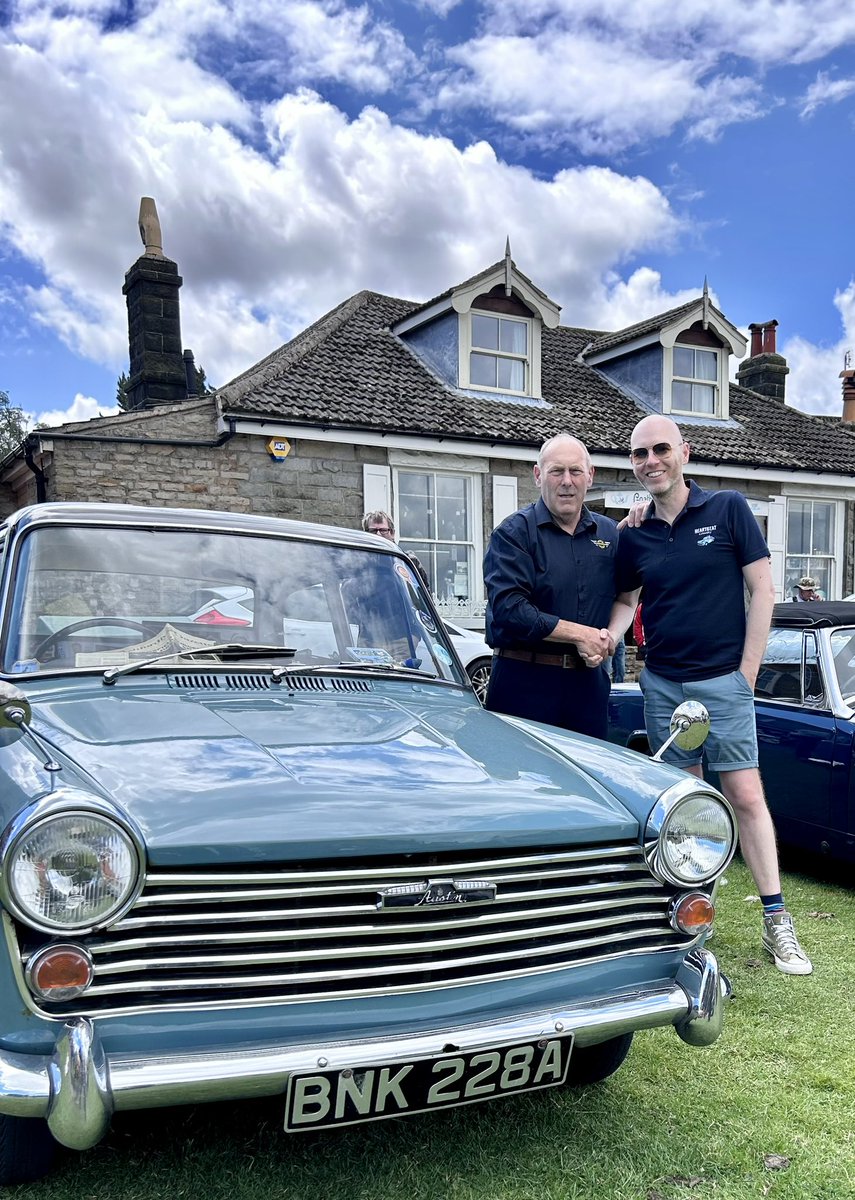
608, 601, 855, 866
0, 503, 736, 1184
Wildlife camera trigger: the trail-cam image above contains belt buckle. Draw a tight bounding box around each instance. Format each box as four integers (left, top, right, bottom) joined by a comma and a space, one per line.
561, 653, 573, 669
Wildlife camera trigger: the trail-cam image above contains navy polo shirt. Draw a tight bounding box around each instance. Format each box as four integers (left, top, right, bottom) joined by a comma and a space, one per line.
615, 481, 769, 682
484, 498, 619, 651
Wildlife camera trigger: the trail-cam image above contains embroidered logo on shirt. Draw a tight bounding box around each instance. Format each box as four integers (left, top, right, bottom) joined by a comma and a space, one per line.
590, 539, 612, 550
697, 535, 715, 546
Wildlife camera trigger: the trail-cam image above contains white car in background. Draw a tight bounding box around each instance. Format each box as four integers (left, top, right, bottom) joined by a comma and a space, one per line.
443, 620, 492, 702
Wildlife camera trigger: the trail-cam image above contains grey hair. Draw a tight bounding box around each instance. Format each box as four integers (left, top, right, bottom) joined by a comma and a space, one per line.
361, 510, 395, 535
537, 433, 591, 470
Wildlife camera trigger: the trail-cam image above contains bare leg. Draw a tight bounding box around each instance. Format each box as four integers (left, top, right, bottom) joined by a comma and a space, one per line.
682, 764, 781, 895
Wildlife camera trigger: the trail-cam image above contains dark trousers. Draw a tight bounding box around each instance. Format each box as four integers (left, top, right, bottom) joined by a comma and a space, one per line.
485, 655, 611, 740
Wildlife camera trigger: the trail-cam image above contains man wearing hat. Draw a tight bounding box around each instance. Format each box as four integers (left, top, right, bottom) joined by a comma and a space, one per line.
793, 576, 820, 602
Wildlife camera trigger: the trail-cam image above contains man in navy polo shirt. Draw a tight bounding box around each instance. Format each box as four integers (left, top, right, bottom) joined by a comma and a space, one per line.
484, 432, 618, 739
608, 414, 812, 975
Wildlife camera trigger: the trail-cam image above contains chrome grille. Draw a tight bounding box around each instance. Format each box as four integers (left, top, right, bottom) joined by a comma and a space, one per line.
21, 844, 690, 1016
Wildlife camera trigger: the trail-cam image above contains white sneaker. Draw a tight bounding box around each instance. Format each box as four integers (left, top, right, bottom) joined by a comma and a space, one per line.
762, 910, 813, 975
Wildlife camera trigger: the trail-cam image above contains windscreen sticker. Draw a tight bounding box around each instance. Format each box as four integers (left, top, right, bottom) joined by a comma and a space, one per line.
395, 562, 416, 585
433, 645, 452, 665
10, 660, 39, 674
417, 610, 437, 634
345, 647, 395, 664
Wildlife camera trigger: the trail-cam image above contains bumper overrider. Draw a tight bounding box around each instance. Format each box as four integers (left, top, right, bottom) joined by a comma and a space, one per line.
0, 949, 727, 1150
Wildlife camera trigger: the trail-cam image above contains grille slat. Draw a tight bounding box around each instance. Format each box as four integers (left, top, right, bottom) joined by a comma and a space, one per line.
19, 843, 690, 1016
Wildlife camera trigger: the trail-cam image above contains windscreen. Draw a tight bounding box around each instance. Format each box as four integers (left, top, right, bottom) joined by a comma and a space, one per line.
2, 524, 465, 685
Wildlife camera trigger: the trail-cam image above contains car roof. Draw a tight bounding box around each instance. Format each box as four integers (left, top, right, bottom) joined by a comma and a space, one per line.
1, 501, 391, 554
772, 601, 855, 630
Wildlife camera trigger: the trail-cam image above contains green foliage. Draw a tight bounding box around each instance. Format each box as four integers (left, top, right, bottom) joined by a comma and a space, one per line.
0, 390, 30, 456
116, 372, 132, 411
195, 365, 215, 394
13, 859, 854, 1199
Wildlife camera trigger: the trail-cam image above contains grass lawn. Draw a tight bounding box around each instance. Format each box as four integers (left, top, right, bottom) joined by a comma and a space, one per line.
10, 859, 854, 1200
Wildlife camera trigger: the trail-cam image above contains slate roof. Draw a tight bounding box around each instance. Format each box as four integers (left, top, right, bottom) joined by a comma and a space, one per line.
587, 297, 721, 355
217, 289, 855, 475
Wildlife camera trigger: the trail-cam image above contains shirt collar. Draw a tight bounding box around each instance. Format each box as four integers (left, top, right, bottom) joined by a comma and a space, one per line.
535, 497, 596, 533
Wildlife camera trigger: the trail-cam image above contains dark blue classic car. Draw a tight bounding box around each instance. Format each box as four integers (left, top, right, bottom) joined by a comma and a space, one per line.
0, 503, 736, 1184
608, 602, 855, 865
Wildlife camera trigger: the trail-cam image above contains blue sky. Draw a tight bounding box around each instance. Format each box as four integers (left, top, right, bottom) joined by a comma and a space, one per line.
1, 0, 854, 429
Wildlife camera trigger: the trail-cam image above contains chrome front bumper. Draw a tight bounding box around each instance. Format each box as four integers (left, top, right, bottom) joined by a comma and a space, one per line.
0, 949, 726, 1150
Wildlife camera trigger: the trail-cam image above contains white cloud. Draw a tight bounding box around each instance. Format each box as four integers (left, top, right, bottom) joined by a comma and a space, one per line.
0, 2, 685, 391
782, 281, 855, 415
799, 71, 855, 118
34, 392, 120, 429
434, 0, 855, 152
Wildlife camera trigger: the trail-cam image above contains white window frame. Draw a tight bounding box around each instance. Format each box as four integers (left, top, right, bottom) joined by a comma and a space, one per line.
669, 345, 720, 416
782, 495, 844, 600
392, 465, 484, 616
458, 310, 539, 397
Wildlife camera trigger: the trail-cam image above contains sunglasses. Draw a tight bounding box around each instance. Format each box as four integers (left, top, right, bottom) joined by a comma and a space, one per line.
629, 441, 682, 464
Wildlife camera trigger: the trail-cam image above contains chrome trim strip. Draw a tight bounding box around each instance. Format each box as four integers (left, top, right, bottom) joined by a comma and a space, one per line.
90, 908, 668, 976
83, 924, 680, 995
121, 878, 657, 922
142, 845, 641, 887
89, 891, 663, 953
0, 950, 725, 1149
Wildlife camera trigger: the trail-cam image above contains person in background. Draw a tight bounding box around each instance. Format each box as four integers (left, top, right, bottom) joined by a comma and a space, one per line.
792, 575, 820, 602
483, 432, 618, 739
361, 511, 430, 589
610, 635, 626, 683
632, 603, 646, 662
608, 414, 812, 976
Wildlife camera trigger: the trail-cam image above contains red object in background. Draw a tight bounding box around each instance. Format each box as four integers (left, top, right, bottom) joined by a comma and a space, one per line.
192, 609, 251, 626
632, 605, 645, 647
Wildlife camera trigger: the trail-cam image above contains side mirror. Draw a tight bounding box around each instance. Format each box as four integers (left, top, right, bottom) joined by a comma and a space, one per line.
650, 700, 710, 762
0, 681, 31, 730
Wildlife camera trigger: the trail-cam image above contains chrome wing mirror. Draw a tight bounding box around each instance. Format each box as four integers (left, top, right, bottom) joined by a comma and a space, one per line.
651, 700, 710, 762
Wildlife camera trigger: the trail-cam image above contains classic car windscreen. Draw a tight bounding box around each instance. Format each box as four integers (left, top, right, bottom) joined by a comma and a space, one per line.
830, 628, 855, 701
2, 524, 465, 684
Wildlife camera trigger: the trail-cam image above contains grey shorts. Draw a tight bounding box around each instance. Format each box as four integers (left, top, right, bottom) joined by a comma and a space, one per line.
639, 665, 759, 773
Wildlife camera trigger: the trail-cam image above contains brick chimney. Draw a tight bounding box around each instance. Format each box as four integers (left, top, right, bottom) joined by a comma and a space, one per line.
121, 198, 189, 409
841, 361, 855, 423
736, 320, 789, 402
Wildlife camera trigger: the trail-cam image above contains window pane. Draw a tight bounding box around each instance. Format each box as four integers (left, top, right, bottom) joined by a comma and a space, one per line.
435, 544, 472, 602
787, 501, 811, 555
497, 357, 525, 391
696, 350, 717, 380
470, 352, 497, 387
471, 315, 498, 350
499, 319, 527, 355
691, 383, 715, 413
436, 475, 468, 541
672, 380, 692, 410
673, 347, 694, 377
398, 473, 433, 539
812, 502, 834, 554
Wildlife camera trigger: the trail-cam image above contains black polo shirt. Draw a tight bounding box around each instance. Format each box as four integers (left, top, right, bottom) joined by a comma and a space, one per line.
615, 481, 769, 682
484, 498, 619, 652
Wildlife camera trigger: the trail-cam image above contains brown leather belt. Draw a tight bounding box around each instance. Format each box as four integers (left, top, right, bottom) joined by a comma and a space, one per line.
495, 648, 584, 670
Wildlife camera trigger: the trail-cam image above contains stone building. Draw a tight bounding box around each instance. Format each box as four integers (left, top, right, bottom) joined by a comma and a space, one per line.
3, 213, 855, 622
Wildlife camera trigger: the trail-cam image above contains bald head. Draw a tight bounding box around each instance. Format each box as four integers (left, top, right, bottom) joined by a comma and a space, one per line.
629, 415, 689, 509
537, 433, 591, 471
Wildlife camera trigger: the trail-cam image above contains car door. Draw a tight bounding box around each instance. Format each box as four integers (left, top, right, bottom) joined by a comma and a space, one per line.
753, 628, 836, 849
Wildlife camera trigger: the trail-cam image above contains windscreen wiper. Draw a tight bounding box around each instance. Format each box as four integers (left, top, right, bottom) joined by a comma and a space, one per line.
270, 660, 432, 683
103, 644, 296, 685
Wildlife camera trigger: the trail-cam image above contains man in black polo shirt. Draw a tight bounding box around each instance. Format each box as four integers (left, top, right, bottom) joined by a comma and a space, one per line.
607, 414, 812, 975
483, 432, 618, 739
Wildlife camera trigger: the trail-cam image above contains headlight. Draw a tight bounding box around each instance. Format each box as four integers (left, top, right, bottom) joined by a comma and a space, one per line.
2, 810, 142, 933
645, 778, 736, 886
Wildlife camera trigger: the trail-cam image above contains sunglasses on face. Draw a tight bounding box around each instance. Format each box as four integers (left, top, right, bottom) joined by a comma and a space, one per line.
629, 441, 682, 464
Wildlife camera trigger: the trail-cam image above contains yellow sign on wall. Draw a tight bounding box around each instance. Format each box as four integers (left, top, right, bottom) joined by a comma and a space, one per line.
266, 437, 291, 460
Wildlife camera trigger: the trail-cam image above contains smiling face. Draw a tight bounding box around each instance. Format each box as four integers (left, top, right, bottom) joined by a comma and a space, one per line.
629, 415, 689, 504
534, 435, 594, 532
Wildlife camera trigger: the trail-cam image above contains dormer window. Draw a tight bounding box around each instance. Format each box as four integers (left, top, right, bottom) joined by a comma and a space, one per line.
672, 346, 719, 414
469, 313, 530, 393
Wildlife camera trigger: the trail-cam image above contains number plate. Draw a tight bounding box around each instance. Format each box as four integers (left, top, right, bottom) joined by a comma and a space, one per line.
284, 1035, 573, 1131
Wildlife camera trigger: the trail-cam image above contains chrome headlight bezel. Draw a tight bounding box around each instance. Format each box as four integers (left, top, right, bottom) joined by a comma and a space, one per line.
644, 776, 737, 887
0, 791, 145, 934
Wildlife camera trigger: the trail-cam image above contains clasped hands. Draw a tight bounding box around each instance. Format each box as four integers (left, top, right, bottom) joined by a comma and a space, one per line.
576, 627, 614, 669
